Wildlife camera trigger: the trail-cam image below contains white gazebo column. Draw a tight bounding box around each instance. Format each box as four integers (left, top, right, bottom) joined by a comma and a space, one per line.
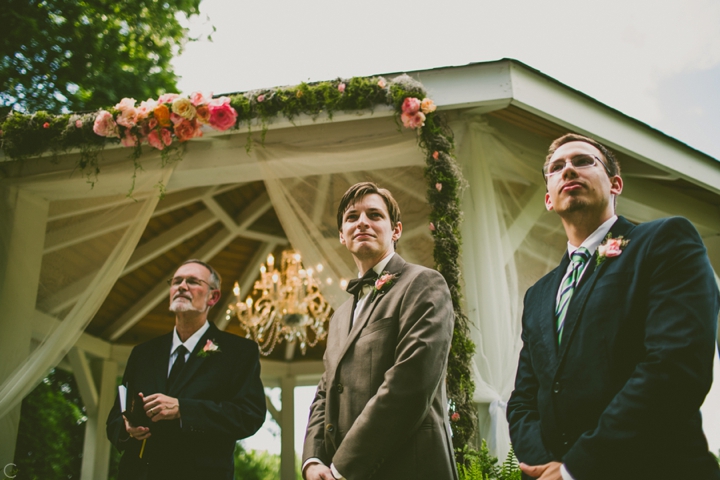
280, 373, 296, 480
0, 186, 49, 467
78, 358, 117, 480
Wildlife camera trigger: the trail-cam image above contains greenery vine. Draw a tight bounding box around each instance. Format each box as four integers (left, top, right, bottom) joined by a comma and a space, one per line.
0, 74, 478, 462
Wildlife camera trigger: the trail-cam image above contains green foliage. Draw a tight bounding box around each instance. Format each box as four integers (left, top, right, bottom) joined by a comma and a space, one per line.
0, 0, 202, 115
234, 444, 302, 480
14, 368, 87, 480
458, 442, 522, 480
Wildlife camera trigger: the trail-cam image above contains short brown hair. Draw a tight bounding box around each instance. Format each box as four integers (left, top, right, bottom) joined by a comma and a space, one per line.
178, 259, 222, 291
546, 133, 621, 177
336, 182, 401, 230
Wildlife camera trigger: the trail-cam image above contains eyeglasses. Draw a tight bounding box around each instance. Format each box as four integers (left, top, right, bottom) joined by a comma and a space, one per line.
542, 154, 610, 177
167, 276, 215, 289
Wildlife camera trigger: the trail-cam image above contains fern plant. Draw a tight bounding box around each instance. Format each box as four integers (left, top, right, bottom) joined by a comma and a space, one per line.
458, 441, 521, 480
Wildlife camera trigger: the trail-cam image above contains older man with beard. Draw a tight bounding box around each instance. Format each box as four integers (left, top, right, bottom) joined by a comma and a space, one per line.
107, 259, 266, 480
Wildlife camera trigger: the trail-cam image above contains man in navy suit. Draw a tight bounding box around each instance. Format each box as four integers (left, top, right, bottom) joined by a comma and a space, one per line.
107, 259, 266, 480
507, 134, 720, 480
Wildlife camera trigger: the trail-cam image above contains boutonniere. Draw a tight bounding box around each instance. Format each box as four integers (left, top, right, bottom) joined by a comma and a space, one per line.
372, 271, 399, 300
596, 234, 630, 266
197, 339, 221, 357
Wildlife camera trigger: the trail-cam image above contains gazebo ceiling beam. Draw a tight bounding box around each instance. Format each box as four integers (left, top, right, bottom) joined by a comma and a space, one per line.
32, 309, 111, 359
103, 228, 236, 341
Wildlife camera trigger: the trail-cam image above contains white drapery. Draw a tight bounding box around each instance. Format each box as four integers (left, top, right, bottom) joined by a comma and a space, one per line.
0, 166, 173, 420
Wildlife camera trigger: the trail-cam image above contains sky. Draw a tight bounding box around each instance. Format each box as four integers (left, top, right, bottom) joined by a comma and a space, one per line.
171, 0, 720, 456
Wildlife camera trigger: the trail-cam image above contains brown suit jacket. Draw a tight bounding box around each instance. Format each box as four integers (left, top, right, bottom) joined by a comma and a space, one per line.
302, 254, 458, 480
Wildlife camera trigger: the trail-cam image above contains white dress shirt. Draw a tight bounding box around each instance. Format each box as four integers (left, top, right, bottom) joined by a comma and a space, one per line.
168, 320, 210, 375
559, 215, 617, 480
304, 253, 396, 479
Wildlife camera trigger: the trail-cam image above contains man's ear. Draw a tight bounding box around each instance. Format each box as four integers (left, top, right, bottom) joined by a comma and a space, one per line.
610, 175, 623, 196
339, 230, 346, 245
207, 289, 221, 307
544, 192, 554, 211
391, 221, 402, 242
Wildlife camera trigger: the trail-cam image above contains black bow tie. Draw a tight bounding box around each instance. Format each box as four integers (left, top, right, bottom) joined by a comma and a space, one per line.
346, 270, 378, 298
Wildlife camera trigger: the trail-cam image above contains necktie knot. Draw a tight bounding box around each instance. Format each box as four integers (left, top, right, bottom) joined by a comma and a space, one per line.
571, 247, 591, 265
175, 345, 188, 357
346, 271, 378, 298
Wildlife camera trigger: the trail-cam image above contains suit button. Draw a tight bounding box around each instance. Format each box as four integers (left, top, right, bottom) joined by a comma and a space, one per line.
553, 382, 561, 394
326, 424, 335, 433
336, 383, 344, 394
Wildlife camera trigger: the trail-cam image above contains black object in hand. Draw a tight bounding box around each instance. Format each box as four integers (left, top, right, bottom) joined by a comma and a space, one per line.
123, 391, 151, 428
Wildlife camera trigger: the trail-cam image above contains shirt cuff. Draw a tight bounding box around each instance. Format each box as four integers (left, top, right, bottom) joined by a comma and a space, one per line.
302, 458, 324, 474
330, 463, 344, 479
561, 464, 575, 480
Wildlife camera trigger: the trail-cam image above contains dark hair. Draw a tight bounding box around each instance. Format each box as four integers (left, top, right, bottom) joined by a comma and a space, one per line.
336, 182, 401, 230
546, 133, 621, 177
178, 259, 222, 291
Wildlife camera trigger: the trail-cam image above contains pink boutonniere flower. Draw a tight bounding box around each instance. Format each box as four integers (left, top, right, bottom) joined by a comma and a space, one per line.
197, 339, 221, 358
596, 234, 630, 266
372, 271, 399, 300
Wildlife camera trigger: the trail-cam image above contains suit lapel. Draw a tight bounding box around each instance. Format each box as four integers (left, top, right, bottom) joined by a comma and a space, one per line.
556, 216, 636, 363
167, 323, 218, 395
335, 254, 406, 367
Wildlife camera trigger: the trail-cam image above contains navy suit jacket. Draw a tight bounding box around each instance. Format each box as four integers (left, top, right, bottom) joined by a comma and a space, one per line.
507, 216, 720, 480
107, 322, 266, 480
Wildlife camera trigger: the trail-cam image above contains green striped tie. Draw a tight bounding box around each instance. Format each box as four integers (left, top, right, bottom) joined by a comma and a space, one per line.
556, 247, 591, 346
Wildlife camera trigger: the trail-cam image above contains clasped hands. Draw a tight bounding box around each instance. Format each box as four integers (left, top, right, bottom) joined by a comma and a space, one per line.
125, 392, 181, 440
520, 461, 563, 480
304, 463, 336, 480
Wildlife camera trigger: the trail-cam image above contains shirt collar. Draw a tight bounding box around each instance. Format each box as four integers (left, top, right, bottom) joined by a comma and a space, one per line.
171, 321, 210, 355
356, 252, 395, 279
567, 215, 618, 257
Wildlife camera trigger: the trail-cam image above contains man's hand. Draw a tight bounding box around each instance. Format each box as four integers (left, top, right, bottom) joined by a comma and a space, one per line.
520, 461, 563, 480
304, 463, 335, 480
124, 416, 151, 441
143, 393, 181, 422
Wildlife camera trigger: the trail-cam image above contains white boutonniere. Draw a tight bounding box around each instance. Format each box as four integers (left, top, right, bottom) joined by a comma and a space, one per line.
197, 339, 221, 358
372, 272, 398, 300
596, 234, 630, 267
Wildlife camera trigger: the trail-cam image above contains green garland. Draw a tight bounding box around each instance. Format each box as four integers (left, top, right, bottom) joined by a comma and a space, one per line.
0, 74, 478, 460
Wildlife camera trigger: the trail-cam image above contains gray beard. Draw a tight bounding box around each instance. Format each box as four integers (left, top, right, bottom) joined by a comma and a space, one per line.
170, 299, 202, 313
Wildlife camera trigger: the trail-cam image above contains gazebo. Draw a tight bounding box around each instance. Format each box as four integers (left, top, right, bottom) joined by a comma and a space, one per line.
1, 59, 718, 480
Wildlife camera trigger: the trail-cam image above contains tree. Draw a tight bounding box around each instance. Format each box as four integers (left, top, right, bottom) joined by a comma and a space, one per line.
1, 0, 202, 115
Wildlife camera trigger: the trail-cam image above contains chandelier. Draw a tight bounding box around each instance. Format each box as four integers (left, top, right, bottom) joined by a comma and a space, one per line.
225, 250, 333, 356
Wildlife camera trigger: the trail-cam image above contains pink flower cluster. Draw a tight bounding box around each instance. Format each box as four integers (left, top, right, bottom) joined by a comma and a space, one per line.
92, 92, 238, 151
400, 96, 437, 129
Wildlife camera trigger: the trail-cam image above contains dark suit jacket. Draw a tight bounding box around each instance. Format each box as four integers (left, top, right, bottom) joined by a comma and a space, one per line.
107, 322, 266, 480
302, 254, 458, 480
507, 216, 720, 480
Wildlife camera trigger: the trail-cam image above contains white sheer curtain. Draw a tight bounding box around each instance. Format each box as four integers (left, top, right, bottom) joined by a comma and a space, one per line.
0, 166, 173, 420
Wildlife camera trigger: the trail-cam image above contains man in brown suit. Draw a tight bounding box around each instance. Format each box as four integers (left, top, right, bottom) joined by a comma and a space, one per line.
302, 182, 458, 480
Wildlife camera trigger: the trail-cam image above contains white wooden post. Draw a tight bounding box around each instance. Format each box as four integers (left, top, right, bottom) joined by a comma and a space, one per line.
280, 374, 296, 480
0, 186, 49, 468
79, 359, 117, 480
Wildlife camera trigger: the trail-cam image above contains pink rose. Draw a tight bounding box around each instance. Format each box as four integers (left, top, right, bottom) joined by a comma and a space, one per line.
161, 128, 172, 146
75, 119, 83, 128
429, 222, 436, 231
43, 122, 50, 128
147, 128, 172, 150
256, 94, 265, 103
120, 129, 138, 147
116, 109, 137, 128
136, 98, 158, 121
174, 119, 202, 142
420, 98, 437, 114
435, 183, 442, 192
432, 151, 439, 160
377, 78, 387, 88
338, 83, 346, 93
451, 412, 460, 422
157, 93, 180, 104
203, 339, 219, 352
170, 112, 184, 125
401, 111, 425, 129
147, 118, 158, 130
208, 96, 230, 107
115, 97, 136, 111
599, 238, 624, 258
401, 97, 421, 114
374, 273, 397, 292
93, 110, 119, 138
208, 102, 238, 131
190, 91, 211, 106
